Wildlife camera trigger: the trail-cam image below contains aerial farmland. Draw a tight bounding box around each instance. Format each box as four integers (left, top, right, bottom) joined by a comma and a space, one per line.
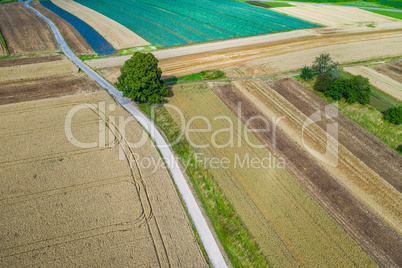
0, 0, 401, 267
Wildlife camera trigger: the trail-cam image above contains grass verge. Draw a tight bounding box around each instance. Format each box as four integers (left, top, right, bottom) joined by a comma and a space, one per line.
138, 103, 269, 268
118, 45, 157, 55
0, 30, 8, 56
165, 69, 226, 83
299, 77, 402, 154
366, 9, 402, 19
247, 1, 293, 8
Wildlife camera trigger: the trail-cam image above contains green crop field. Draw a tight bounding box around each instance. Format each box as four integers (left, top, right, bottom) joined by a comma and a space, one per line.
73, 0, 319, 47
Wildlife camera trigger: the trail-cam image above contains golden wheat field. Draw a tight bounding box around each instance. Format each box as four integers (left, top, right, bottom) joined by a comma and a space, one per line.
0, 90, 207, 267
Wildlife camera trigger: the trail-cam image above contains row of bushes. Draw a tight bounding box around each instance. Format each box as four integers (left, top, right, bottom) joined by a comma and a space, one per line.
377, 0, 402, 8
314, 73, 371, 104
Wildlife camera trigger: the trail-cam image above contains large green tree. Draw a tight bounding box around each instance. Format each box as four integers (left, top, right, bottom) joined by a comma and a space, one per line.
312, 53, 338, 74
115, 52, 168, 104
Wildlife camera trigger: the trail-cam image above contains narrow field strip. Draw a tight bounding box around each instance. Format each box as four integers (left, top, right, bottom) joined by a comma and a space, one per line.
50, 0, 150, 49
272, 4, 396, 26
372, 60, 402, 83
344, 66, 402, 101
31, 1, 94, 55
40, 1, 115, 55
0, 74, 101, 105
0, 59, 78, 83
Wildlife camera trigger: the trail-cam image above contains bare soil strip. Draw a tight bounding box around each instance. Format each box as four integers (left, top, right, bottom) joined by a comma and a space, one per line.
0, 40, 6, 56
32, 1, 94, 55
373, 60, 402, 83
0, 91, 207, 267
344, 66, 402, 101
50, 0, 150, 49
0, 54, 64, 67
267, 78, 402, 193
272, 4, 396, 26
0, 74, 101, 105
210, 83, 402, 268
0, 59, 78, 83
0, 3, 59, 55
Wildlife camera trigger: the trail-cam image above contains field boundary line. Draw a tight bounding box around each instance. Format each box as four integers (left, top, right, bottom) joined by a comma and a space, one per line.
24, 1, 227, 267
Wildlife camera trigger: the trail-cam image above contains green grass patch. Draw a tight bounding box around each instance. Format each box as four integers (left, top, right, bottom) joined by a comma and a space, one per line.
366, 9, 402, 19
138, 102, 269, 267
165, 69, 226, 83
369, 86, 401, 112
0, 0, 18, 4
299, 77, 402, 154
282, 0, 402, 10
0, 30, 8, 56
118, 45, 158, 55
247, 1, 293, 8
79, 53, 108, 61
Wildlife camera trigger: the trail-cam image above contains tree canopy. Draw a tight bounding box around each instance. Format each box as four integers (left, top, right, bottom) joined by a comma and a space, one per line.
312, 53, 338, 74
115, 52, 168, 104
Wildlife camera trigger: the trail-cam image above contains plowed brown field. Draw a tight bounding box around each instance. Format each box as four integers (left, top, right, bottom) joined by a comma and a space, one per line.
210, 82, 402, 268
0, 3, 59, 55
32, 1, 94, 55
0, 74, 101, 105
373, 60, 402, 83
0, 91, 207, 267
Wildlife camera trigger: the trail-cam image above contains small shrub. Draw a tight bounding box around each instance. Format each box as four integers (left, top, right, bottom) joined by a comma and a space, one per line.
300, 65, 313, 80
384, 106, 402, 125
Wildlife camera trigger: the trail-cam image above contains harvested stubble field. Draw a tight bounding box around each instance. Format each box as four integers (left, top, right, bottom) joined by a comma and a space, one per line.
0, 3, 59, 55
233, 79, 402, 233
165, 83, 376, 267
344, 66, 402, 101
50, 0, 150, 49
0, 55, 78, 83
31, 1, 94, 55
209, 82, 402, 268
373, 60, 402, 83
0, 90, 207, 267
272, 4, 396, 26
91, 28, 402, 83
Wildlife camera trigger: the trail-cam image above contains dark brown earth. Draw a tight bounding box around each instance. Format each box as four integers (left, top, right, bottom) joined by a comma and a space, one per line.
0, 3, 59, 55
32, 1, 94, 55
211, 83, 402, 268
0, 54, 65, 67
373, 60, 402, 84
266, 78, 402, 192
0, 74, 101, 105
